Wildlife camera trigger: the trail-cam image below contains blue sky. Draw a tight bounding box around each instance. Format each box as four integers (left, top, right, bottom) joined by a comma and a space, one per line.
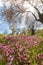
0, 16, 11, 34
0, 1, 12, 34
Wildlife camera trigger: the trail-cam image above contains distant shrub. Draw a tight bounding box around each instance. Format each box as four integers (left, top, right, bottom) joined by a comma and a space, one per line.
35, 29, 43, 37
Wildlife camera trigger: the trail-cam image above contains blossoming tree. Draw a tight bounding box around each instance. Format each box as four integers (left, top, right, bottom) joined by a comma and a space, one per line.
1, 0, 43, 34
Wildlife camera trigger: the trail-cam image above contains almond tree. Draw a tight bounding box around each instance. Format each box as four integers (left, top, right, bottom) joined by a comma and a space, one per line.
1, 0, 43, 35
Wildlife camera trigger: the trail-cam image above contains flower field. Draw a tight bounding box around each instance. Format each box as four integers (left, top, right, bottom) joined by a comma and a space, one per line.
0, 35, 43, 65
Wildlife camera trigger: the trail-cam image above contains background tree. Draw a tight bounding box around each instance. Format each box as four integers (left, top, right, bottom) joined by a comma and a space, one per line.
1, 0, 43, 35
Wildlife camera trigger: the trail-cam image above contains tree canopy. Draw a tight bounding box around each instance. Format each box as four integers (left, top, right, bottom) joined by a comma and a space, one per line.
0, 0, 43, 34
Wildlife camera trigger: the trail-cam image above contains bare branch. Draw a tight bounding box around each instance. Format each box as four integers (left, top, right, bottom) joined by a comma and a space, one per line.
41, 0, 43, 3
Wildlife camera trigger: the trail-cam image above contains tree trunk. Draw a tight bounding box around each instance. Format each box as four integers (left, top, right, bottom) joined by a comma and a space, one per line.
31, 28, 35, 35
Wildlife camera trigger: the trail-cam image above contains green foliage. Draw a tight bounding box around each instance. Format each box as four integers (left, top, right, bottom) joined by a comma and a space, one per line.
35, 29, 43, 37
0, 33, 43, 65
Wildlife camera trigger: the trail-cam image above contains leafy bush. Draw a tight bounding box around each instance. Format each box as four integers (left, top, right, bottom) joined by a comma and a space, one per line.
35, 29, 43, 37
0, 35, 43, 65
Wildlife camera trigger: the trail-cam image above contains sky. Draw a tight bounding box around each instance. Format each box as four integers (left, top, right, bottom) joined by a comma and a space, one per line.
0, 0, 43, 34
0, 16, 12, 34
0, 0, 12, 34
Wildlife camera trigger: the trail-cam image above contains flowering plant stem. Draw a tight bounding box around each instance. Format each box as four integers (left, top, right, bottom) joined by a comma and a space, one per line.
32, 47, 37, 65
0, 61, 2, 65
